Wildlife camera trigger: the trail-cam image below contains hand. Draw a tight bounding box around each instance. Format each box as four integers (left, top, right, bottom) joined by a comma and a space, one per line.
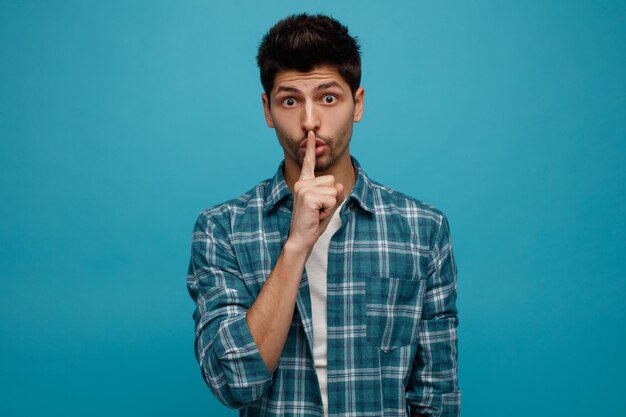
287, 130, 344, 251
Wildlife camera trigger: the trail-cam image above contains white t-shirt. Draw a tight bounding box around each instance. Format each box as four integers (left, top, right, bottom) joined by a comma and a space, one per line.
305, 199, 345, 417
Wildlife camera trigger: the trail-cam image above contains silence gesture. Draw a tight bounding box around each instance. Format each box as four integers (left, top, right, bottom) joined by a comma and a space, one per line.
288, 131, 345, 251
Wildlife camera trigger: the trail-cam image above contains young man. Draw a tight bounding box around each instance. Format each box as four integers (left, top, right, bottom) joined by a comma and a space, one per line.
187, 14, 460, 417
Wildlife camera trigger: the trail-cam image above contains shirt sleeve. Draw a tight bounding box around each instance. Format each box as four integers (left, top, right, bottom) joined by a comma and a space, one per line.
187, 211, 273, 409
406, 213, 461, 416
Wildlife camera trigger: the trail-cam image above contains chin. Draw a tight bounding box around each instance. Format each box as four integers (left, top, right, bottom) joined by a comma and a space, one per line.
315, 158, 334, 173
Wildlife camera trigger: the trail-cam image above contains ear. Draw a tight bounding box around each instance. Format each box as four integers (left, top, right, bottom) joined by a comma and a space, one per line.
262, 93, 274, 128
353, 87, 365, 122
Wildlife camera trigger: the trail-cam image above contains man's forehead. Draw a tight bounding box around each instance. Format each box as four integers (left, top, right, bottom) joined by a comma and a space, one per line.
272, 66, 348, 92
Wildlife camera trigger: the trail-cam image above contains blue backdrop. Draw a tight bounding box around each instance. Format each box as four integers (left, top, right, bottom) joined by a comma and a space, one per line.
1, 1, 625, 416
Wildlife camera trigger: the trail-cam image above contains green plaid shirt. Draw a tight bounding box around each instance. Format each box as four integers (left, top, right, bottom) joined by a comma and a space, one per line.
187, 157, 460, 416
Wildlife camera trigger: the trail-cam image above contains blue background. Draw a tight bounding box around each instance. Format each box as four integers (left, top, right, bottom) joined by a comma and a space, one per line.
1, 1, 625, 416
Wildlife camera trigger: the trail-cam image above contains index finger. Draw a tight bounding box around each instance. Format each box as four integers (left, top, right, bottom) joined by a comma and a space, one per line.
299, 130, 316, 180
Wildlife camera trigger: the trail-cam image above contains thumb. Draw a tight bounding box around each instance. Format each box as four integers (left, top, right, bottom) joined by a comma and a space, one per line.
336, 183, 345, 207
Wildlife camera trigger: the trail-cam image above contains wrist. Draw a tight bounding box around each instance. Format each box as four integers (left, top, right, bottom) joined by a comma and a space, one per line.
283, 238, 312, 262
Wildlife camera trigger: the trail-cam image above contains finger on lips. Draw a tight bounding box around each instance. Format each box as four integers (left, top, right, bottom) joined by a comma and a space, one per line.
299, 130, 317, 180
295, 131, 345, 220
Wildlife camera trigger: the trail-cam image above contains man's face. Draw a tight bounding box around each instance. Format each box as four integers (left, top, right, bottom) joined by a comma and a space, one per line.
262, 66, 364, 173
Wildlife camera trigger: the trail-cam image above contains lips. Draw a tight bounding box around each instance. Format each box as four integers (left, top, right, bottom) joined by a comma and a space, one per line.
314, 144, 326, 157
300, 137, 326, 148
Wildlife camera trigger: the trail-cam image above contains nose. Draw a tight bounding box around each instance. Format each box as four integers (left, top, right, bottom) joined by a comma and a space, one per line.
301, 100, 321, 133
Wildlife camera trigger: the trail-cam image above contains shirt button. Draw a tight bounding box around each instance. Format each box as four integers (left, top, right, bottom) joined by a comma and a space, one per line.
314, 397, 322, 406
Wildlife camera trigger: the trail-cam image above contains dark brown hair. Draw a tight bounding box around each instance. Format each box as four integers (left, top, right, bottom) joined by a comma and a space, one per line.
257, 14, 362, 100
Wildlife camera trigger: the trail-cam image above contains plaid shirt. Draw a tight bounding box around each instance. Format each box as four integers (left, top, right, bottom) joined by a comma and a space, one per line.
187, 157, 460, 417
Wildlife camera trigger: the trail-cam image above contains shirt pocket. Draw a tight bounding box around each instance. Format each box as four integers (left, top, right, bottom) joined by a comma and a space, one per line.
365, 276, 426, 352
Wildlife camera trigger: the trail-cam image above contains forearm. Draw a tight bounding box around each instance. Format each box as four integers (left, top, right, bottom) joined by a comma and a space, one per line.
246, 239, 309, 372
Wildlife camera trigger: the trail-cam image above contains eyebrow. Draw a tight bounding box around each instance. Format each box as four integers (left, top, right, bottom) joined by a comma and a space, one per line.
275, 81, 346, 95
275, 86, 301, 94
315, 81, 345, 92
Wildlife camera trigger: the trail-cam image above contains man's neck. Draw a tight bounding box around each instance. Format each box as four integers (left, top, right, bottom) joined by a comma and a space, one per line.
284, 152, 356, 205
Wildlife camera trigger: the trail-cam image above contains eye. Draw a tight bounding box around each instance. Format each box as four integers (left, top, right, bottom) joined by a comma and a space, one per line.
282, 97, 297, 107
322, 95, 337, 104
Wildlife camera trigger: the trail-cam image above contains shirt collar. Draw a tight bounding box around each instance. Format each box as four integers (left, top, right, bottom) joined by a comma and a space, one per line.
263, 156, 376, 214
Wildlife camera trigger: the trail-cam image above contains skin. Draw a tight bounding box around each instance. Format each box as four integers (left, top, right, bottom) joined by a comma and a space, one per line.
245, 65, 425, 417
